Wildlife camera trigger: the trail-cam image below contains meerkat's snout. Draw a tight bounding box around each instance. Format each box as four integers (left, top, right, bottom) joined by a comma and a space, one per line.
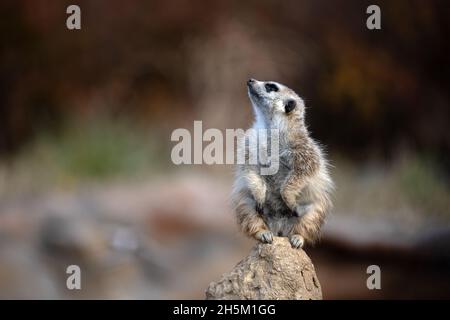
247, 78, 263, 101
247, 78, 258, 93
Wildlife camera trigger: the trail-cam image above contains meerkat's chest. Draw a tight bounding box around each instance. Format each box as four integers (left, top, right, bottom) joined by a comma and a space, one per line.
261, 149, 292, 188
263, 165, 289, 190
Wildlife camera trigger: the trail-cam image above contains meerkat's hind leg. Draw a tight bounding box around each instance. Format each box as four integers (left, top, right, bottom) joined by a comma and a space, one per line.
255, 230, 273, 244
289, 234, 305, 249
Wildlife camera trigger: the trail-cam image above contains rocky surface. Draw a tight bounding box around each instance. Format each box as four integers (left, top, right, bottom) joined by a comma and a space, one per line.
205, 237, 322, 300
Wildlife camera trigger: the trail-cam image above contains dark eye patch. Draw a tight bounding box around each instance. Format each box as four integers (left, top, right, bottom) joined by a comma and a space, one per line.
265, 83, 279, 93
285, 100, 296, 113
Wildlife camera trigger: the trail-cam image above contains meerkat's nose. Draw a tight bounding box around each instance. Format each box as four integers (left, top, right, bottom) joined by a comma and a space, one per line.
247, 78, 256, 86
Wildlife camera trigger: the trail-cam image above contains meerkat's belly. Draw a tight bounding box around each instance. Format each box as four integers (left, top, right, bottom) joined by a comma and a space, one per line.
264, 191, 298, 236
265, 215, 299, 237
262, 169, 300, 236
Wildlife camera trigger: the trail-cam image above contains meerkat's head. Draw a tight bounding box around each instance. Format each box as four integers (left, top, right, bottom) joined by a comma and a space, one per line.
247, 78, 305, 131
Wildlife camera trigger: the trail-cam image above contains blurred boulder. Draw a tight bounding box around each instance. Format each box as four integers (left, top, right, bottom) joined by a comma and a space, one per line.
0, 243, 59, 299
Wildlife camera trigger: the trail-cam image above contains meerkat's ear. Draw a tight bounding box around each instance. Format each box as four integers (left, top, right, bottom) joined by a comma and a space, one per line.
285, 100, 296, 113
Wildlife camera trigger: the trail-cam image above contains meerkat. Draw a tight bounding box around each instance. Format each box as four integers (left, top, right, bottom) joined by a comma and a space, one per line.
231, 78, 333, 249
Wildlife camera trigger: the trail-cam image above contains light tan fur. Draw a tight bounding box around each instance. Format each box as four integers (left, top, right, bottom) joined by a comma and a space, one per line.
231, 79, 333, 248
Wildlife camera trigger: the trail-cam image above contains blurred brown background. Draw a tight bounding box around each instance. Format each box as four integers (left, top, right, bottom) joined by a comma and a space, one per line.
0, 0, 449, 299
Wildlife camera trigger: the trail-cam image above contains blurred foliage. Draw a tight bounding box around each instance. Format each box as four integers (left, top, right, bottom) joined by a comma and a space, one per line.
0, 1, 449, 300
0, 0, 449, 174
2, 117, 168, 191
332, 153, 450, 224
397, 156, 450, 216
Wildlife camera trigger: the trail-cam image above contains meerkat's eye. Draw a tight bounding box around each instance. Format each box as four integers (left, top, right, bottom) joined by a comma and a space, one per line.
285, 100, 296, 113
265, 83, 279, 93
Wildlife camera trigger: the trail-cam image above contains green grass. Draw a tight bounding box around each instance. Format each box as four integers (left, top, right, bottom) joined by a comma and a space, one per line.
396, 156, 450, 217
3, 117, 169, 190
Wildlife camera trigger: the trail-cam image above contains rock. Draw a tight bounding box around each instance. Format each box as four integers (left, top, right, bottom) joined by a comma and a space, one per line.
205, 237, 322, 300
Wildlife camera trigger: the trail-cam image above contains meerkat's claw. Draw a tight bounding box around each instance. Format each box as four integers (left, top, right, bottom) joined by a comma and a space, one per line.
289, 234, 304, 249
256, 230, 273, 244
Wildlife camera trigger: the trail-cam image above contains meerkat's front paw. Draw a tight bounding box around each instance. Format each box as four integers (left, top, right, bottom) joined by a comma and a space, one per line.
255, 230, 273, 244
289, 234, 304, 249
